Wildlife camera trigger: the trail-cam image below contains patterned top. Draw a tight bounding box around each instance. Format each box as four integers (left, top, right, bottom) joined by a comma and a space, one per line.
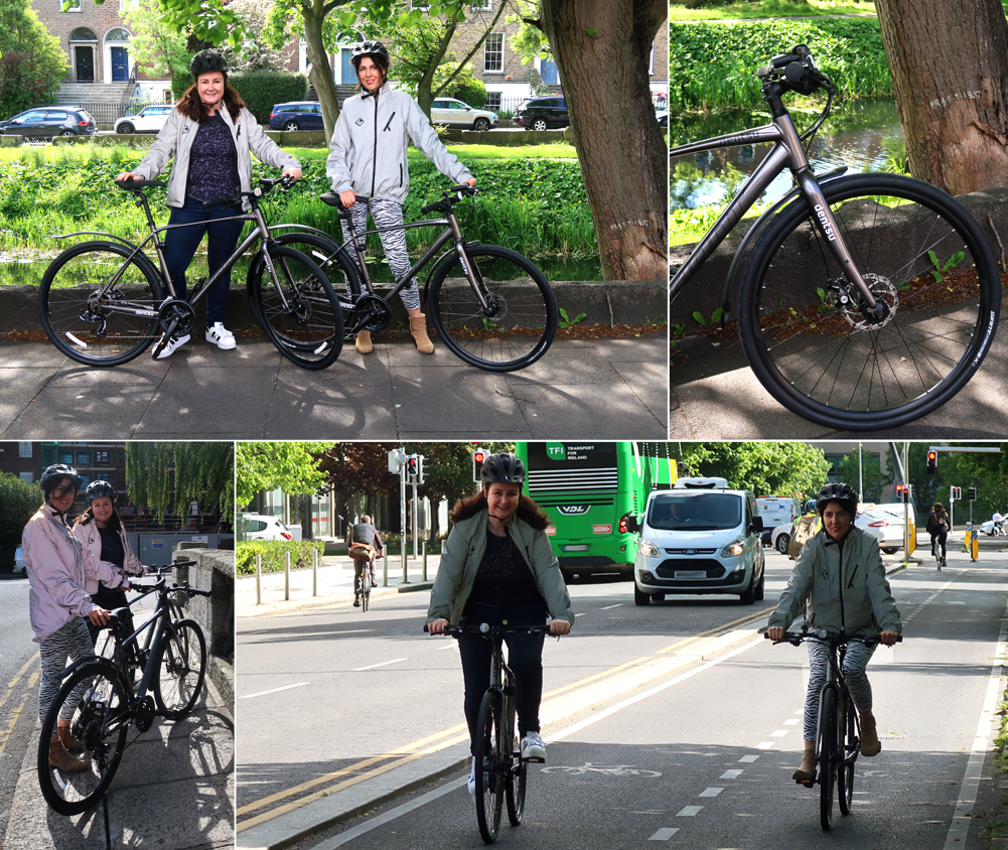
98, 525, 125, 570
466, 528, 546, 611
186, 112, 239, 202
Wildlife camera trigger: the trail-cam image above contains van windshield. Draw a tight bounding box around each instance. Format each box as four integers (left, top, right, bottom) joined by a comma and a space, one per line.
647, 493, 742, 531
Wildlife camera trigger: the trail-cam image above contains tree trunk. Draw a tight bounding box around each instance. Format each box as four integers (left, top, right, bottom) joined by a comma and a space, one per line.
416, 20, 456, 118
876, 0, 1008, 194
540, 0, 667, 280
301, 0, 343, 142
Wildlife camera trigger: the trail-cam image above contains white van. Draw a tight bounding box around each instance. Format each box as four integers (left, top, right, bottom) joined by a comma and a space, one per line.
628, 482, 765, 606
756, 496, 801, 547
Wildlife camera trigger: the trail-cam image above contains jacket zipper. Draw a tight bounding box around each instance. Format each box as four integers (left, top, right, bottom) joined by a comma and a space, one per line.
370, 90, 379, 198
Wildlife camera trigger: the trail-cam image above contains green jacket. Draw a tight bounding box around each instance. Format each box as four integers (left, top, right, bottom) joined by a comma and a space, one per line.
769, 526, 901, 635
426, 511, 574, 626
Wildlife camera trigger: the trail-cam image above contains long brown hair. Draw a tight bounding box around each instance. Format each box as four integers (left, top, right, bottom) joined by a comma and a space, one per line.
450, 488, 551, 531
176, 73, 245, 123
73, 505, 123, 534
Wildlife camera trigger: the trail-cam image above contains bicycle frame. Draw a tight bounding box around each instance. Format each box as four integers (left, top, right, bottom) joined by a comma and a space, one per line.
817, 640, 857, 774
669, 113, 875, 310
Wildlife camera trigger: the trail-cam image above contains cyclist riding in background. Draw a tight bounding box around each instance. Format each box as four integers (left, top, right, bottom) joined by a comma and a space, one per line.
994, 509, 1005, 535
117, 49, 302, 358
767, 482, 902, 783
426, 453, 572, 794
350, 514, 382, 607
927, 502, 951, 564
325, 40, 477, 356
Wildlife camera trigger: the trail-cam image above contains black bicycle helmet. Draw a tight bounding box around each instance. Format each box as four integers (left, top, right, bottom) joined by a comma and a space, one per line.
351, 40, 390, 70
40, 464, 82, 496
816, 482, 857, 516
85, 480, 115, 502
480, 453, 525, 485
190, 49, 228, 78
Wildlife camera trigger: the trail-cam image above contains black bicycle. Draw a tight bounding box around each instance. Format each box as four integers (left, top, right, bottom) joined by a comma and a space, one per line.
37, 569, 210, 815
267, 184, 559, 372
768, 628, 900, 830
38, 176, 344, 369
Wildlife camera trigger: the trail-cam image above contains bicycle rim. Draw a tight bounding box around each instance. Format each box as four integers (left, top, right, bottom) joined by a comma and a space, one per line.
739, 174, 1000, 430
505, 699, 525, 826
819, 687, 837, 831
37, 661, 129, 815
838, 695, 856, 815
474, 690, 503, 843
429, 245, 558, 372
253, 245, 344, 369
39, 241, 163, 366
154, 618, 207, 720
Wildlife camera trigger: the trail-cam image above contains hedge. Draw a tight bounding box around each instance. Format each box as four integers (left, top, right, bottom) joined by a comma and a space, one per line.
230, 71, 310, 124
236, 539, 325, 575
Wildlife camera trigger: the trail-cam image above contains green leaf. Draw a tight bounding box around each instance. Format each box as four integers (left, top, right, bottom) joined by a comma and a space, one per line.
692, 310, 706, 327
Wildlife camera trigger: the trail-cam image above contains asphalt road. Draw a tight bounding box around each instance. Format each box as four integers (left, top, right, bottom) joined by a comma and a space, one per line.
236, 549, 1008, 850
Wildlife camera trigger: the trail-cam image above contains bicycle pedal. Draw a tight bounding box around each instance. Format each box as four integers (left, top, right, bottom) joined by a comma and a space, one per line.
523, 756, 545, 764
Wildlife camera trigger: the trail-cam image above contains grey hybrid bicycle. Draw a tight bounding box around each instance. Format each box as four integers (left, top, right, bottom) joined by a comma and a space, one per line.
670, 44, 1000, 430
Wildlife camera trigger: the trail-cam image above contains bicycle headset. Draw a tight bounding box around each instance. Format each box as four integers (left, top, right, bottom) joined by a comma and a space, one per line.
815, 482, 857, 516
40, 464, 82, 497
480, 453, 525, 485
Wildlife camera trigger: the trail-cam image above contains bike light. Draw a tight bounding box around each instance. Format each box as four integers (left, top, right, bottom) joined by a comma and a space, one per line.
638, 539, 660, 558
721, 537, 745, 558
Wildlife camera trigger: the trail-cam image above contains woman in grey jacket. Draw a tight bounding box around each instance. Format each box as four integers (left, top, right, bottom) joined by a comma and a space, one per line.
427, 453, 572, 794
326, 41, 476, 355
118, 50, 302, 357
767, 482, 902, 782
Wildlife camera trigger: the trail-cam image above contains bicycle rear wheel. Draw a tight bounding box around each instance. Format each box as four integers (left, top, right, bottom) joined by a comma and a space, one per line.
153, 618, 206, 720
37, 660, 129, 815
250, 245, 344, 369
474, 689, 504, 844
837, 692, 856, 816
738, 174, 1000, 430
818, 687, 838, 831
504, 696, 526, 826
38, 240, 164, 366
429, 244, 558, 372
360, 571, 371, 613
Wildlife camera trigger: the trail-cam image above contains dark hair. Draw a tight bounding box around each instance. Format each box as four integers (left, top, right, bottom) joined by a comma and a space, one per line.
176, 75, 245, 123
449, 488, 551, 531
933, 502, 945, 512
73, 505, 123, 534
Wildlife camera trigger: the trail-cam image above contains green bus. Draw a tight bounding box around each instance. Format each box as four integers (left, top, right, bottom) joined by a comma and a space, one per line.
515, 442, 678, 580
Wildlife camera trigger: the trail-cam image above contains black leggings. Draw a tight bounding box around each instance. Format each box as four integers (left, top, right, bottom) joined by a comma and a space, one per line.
458, 603, 546, 753
931, 532, 948, 560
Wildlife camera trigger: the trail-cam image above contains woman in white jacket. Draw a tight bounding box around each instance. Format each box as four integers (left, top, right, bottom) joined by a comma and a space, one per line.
22, 465, 129, 774
326, 41, 476, 355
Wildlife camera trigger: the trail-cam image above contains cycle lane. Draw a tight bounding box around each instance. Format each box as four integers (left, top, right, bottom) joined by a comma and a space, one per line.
272, 555, 1008, 850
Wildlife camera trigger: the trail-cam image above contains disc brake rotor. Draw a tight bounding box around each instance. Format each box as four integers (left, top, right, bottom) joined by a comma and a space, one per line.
839, 273, 897, 331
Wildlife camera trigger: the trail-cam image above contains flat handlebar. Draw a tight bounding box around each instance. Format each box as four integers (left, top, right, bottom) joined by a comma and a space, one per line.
424, 622, 553, 637
764, 628, 902, 647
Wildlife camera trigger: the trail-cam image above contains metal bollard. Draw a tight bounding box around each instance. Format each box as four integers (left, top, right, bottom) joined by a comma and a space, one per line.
312, 548, 318, 597
256, 553, 262, 606
422, 541, 428, 581
382, 548, 388, 587
285, 551, 291, 601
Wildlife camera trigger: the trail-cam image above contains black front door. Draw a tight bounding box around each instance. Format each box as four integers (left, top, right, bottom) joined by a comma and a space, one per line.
76, 47, 94, 82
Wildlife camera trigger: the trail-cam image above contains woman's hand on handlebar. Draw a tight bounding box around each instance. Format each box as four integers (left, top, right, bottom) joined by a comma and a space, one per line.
340, 190, 358, 208
549, 619, 571, 636
87, 606, 111, 626
116, 172, 141, 182
879, 630, 900, 646
427, 618, 449, 634
282, 167, 302, 182
766, 626, 786, 642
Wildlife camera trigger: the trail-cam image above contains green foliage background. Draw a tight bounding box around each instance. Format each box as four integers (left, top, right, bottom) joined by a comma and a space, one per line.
680, 442, 832, 498
236, 539, 326, 575
0, 0, 69, 119
126, 443, 234, 525
0, 472, 43, 550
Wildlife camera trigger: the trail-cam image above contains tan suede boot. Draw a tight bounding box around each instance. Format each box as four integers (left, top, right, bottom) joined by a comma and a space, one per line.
57, 725, 84, 754
49, 736, 89, 773
409, 315, 434, 354
792, 751, 817, 783
860, 713, 881, 756
355, 330, 373, 354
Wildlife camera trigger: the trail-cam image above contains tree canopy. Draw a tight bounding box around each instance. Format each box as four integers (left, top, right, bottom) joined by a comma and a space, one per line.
680, 442, 832, 499
0, 0, 68, 118
235, 441, 331, 508
0, 472, 43, 550
127, 442, 235, 524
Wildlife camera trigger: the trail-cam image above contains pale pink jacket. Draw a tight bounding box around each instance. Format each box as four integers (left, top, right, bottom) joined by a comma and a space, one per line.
71, 519, 145, 593
22, 504, 129, 643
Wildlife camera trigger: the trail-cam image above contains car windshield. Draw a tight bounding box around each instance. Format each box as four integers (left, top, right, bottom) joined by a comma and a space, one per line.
648, 493, 742, 531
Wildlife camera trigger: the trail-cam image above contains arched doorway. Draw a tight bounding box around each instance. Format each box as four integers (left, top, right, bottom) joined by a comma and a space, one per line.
105, 27, 131, 83
70, 27, 98, 83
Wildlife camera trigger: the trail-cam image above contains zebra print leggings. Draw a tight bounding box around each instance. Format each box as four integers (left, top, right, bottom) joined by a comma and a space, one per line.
38, 617, 96, 725
340, 199, 420, 312
803, 637, 876, 741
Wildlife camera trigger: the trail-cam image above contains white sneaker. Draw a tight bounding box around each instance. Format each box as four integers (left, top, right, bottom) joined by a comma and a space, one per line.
521, 731, 546, 762
205, 322, 237, 350
467, 757, 476, 796
156, 333, 190, 359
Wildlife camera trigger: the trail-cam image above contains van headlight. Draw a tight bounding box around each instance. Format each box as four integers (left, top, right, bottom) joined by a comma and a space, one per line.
721, 537, 745, 558
639, 539, 660, 558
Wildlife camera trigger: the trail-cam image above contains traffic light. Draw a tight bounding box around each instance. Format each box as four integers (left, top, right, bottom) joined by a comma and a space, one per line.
472, 447, 487, 482
927, 450, 937, 475
407, 454, 419, 480
417, 455, 426, 484
388, 448, 405, 474
896, 483, 909, 503
969, 486, 977, 501
952, 486, 962, 501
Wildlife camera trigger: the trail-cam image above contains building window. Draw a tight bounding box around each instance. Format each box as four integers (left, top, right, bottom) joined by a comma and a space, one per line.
63, 0, 82, 11
19, 442, 31, 458
484, 33, 503, 73
485, 92, 501, 111
20, 472, 34, 483
471, 1, 493, 9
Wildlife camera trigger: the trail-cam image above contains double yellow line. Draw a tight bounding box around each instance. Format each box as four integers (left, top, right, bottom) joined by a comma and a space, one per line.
0, 652, 40, 759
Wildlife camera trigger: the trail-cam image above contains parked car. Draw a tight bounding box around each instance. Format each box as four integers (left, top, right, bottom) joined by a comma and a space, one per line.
242, 513, 293, 541
115, 104, 174, 135
770, 523, 793, 555
269, 102, 324, 132
13, 546, 26, 576
513, 96, 568, 131
430, 97, 498, 131
0, 107, 96, 139
855, 508, 910, 554
656, 110, 668, 127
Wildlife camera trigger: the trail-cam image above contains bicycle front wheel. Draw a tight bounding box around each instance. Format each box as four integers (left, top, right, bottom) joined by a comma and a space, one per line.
504, 697, 526, 827
738, 174, 1000, 430
251, 245, 344, 369
837, 693, 856, 816
818, 687, 838, 831
154, 618, 207, 720
474, 689, 504, 844
37, 660, 129, 815
429, 245, 558, 372
38, 240, 164, 366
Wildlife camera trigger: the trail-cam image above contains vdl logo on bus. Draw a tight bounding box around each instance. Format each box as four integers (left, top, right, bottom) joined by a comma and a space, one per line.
557, 505, 590, 515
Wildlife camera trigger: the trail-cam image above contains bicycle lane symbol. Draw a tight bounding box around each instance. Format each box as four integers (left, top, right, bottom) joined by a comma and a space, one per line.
540, 763, 662, 777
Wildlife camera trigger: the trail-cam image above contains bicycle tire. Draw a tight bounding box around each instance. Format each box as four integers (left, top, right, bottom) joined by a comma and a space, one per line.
474, 689, 504, 844
738, 173, 1000, 430
819, 686, 838, 831
504, 696, 526, 826
37, 660, 129, 815
153, 618, 207, 720
360, 571, 371, 613
38, 240, 164, 366
429, 244, 558, 372
249, 244, 344, 369
838, 692, 856, 816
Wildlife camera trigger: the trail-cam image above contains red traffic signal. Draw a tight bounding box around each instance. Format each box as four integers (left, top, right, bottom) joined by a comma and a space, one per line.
472, 447, 487, 482
926, 450, 937, 475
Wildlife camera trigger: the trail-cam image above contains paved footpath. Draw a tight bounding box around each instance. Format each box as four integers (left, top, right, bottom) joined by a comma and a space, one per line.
0, 335, 668, 439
